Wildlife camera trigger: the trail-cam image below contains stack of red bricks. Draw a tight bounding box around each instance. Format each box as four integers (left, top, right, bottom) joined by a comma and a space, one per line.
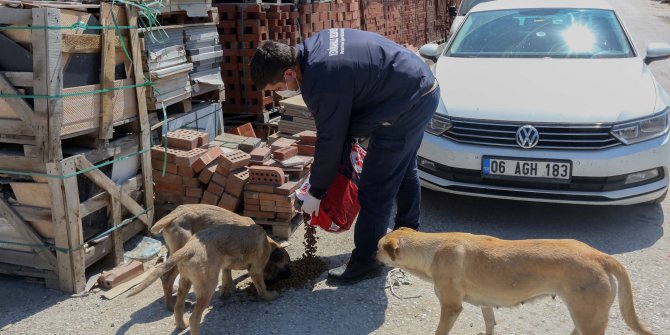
243, 166, 301, 222
425, 0, 439, 43
361, 1, 386, 36
217, 4, 274, 115
296, 130, 316, 157
198, 149, 251, 212
151, 129, 210, 205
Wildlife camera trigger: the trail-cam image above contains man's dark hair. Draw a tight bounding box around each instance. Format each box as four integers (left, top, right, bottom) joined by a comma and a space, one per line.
250, 41, 298, 89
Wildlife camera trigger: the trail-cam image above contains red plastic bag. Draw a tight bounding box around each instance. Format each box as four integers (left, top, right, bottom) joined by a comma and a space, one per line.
296, 141, 366, 232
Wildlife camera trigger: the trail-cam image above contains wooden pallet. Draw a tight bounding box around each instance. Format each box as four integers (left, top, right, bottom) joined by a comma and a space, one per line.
254, 214, 302, 240
0, 4, 155, 294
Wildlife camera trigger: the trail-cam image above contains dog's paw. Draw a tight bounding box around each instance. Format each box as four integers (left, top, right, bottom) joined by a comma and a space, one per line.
261, 290, 279, 301
220, 289, 233, 300
176, 319, 189, 330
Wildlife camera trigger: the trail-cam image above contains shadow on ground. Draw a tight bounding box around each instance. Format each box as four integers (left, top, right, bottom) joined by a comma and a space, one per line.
420, 190, 664, 254
0, 275, 69, 329
116, 253, 387, 335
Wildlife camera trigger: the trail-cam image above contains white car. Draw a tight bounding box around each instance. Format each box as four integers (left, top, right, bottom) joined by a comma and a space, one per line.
418, 0, 670, 205
448, 0, 496, 39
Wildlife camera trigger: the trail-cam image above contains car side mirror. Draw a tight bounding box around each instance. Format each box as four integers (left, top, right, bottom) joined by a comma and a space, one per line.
419, 43, 440, 62
448, 6, 458, 17
644, 42, 670, 65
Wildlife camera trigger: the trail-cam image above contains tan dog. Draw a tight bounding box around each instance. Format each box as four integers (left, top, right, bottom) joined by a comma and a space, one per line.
377, 228, 653, 335
148, 204, 290, 310
129, 206, 290, 335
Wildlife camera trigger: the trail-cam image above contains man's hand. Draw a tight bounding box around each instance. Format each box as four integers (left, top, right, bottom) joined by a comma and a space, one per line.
301, 192, 321, 217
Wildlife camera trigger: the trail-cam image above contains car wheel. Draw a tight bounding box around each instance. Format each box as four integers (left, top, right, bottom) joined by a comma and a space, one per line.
646, 190, 667, 205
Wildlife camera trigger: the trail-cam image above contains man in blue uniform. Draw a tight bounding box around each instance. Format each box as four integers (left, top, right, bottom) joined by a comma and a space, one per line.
250, 28, 439, 285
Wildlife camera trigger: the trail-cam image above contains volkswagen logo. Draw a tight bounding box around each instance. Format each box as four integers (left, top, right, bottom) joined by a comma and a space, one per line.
516, 125, 540, 149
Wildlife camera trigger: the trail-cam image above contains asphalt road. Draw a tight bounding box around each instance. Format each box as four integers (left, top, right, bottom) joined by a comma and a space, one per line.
1, 1, 669, 335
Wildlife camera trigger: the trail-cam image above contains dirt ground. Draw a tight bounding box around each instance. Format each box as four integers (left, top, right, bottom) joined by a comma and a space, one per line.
1, 1, 670, 334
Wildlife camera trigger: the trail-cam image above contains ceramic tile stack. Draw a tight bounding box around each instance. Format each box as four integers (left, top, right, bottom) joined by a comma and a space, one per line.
152, 129, 209, 205
0, 2, 155, 294
144, 27, 193, 111
185, 25, 224, 99
278, 95, 316, 135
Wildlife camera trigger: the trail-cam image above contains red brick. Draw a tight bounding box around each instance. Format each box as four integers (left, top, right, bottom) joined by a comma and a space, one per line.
297, 144, 315, 156
153, 172, 182, 185
207, 182, 225, 196
260, 205, 278, 212
248, 166, 285, 186
201, 191, 220, 206
296, 130, 317, 145
98, 260, 144, 289
164, 131, 199, 150
270, 138, 296, 151
274, 181, 300, 195
229, 122, 256, 137
245, 204, 261, 211
244, 191, 260, 200
245, 198, 260, 205
182, 196, 201, 205
198, 164, 218, 184
178, 166, 197, 178
259, 199, 275, 207
217, 150, 251, 174
275, 198, 295, 207
186, 187, 203, 198
243, 210, 276, 219
182, 177, 202, 188
192, 147, 223, 173
250, 147, 271, 162
259, 192, 294, 202
218, 193, 240, 211
245, 183, 276, 193
274, 205, 295, 214
175, 148, 208, 167
155, 181, 185, 195
151, 145, 180, 163
225, 168, 249, 197
152, 160, 179, 175
155, 192, 183, 204
273, 145, 298, 161
211, 173, 228, 187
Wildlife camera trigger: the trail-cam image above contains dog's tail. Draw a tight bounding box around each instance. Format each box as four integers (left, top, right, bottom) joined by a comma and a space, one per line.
128, 246, 193, 297
603, 256, 654, 335
149, 208, 183, 235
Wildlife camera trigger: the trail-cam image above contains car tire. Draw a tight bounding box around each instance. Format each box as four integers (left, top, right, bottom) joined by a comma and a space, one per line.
646, 190, 667, 205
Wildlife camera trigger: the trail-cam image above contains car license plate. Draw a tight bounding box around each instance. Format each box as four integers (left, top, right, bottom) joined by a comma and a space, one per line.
482, 157, 571, 182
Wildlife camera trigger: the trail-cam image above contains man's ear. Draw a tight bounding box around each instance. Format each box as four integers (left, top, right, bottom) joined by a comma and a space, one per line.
283, 67, 297, 79
383, 238, 400, 261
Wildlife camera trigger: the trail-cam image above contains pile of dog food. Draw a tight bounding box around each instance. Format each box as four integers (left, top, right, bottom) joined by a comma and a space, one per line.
267, 215, 327, 291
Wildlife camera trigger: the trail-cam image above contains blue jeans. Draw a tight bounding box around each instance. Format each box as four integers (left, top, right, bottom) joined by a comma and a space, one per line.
351, 87, 440, 264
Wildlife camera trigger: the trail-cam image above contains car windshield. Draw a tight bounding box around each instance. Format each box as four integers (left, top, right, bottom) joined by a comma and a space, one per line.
458, 0, 495, 16
447, 8, 635, 58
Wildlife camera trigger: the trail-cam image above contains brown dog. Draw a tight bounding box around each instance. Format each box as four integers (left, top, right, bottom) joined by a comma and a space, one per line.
377, 228, 654, 335
129, 206, 290, 335
147, 204, 290, 310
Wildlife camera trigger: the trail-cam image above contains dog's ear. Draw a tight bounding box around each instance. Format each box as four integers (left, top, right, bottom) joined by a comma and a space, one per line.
382, 237, 400, 261
270, 247, 285, 262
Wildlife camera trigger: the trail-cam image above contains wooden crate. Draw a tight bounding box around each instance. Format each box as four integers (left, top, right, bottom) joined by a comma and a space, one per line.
0, 4, 155, 294
0, 4, 141, 161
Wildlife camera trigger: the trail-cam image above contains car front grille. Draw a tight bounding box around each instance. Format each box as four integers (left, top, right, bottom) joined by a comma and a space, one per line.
444, 118, 621, 150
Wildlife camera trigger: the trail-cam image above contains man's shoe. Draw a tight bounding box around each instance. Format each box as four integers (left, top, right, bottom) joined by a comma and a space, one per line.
327, 261, 383, 286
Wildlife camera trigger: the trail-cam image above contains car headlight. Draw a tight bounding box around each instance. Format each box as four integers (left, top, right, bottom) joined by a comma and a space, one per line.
611, 108, 669, 144
426, 98, 452, 136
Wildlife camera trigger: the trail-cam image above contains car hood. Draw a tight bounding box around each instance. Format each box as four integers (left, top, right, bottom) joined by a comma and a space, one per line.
435, 57, 659, 123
